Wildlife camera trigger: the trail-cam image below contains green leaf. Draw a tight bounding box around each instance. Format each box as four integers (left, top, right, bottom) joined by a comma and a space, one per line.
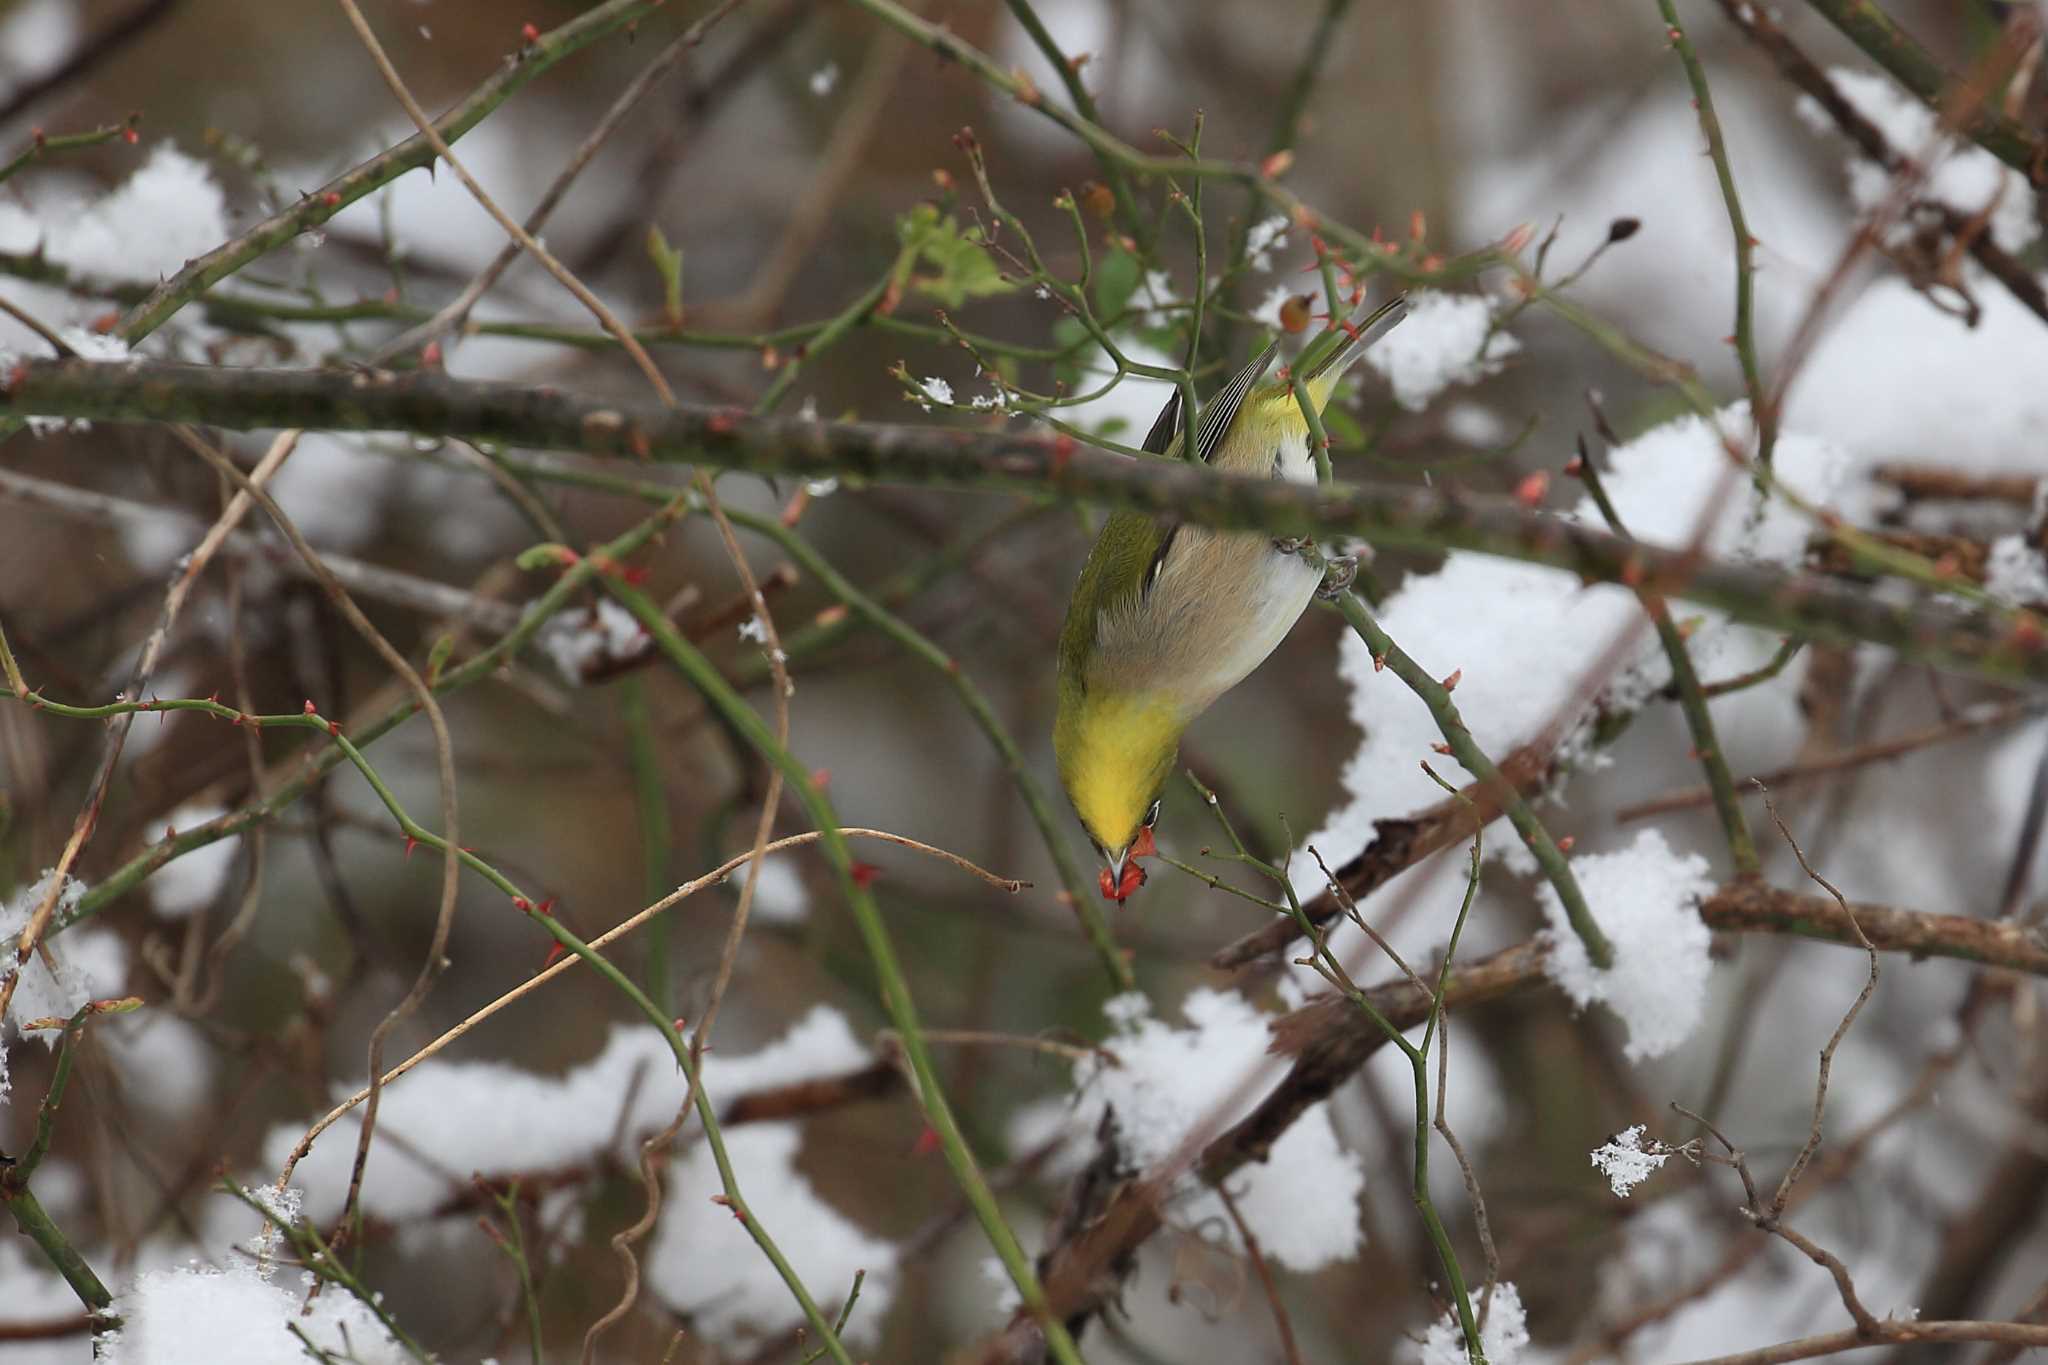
1323, 406, 1366, 448
1093, 248, 1140, 321
891, 203, 1017, 309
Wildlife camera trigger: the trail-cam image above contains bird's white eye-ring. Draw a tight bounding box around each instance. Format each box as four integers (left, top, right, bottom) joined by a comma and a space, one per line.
1144, 799, 1162, 828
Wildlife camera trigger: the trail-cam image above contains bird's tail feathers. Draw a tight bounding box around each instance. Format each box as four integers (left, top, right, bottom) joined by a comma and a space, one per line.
1300, 292, 1409, 391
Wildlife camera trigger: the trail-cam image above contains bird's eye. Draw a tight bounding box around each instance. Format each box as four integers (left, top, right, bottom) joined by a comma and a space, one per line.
1144, 800, 1162, 828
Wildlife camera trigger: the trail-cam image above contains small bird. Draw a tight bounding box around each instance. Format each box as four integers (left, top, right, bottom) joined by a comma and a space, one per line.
1054, 293, 1409, 901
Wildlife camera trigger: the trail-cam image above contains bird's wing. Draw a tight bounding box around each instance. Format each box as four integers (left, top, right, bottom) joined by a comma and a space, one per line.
1193, 341, 1279, 464
1133, 342, 1278, 601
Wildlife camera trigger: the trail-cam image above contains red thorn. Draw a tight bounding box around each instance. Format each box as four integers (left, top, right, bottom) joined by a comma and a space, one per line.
403, 835, 419, 859
1514, 470, 1549, 507
420, 340, 442, 369
1372, 652, 1387, 673
1556, 834, 1577, 852
122, 127, 138, 145
622, 564, 651, 586
850, 861, 880, 890
327, 720, 341, 737
1441, 668, 1462, 691
540, 940, 568, 971
1431, 742, 1453, 755
303, 699, 317, 715
910, 1125, 942, 1158
320, 191, 341, 208
520, 21, 541, 44
512, 896, 531, 912
810, 767, 831, 790
535, 897, 556, 917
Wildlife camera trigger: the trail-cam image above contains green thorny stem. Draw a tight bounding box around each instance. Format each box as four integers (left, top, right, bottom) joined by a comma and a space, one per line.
1575, 442, 1760, 876
1654, 0, 1771, 471
1325, 587, 1616, 969
592, 576, 1088, 1365
1, 1006, 118, 1318
1186, 776, 1489, 1363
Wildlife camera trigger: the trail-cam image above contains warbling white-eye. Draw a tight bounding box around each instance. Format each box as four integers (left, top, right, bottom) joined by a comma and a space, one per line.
1053, 292, 1409, 901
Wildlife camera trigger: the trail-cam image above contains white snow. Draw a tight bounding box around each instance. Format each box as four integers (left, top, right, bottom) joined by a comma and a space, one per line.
809, 61, 840, 97
1798, 68, 2040, 257
1539, 829, 1716, 1061
537, 597, 651, 683
104, 1261, 410, 1365
1245, 214, 1291, 271
264, 1006, 873, 1223
0, 874, 123, 1097
915, 376, 954, 410
148, 804, 238, 920
1363, 290, 1520, 411
1414, 1280, 1529, 1365
46, 146, 230, 285
1985, 534, 2048, 607
738, 854, 811, 924
647, 1121, 897, 1346
1292, 405, 1843, 886
1590, 1123, 1670, 1198
1050, 989, 1366, 1273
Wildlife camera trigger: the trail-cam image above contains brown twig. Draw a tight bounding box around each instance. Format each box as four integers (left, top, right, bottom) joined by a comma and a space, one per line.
1616, 700, 2036, 823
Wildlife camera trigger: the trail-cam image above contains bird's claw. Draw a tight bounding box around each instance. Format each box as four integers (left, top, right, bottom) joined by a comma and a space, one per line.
1317, 554, 1358, 599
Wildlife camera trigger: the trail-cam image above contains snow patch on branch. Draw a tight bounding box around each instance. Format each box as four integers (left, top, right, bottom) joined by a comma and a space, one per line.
1363, 290, 1520, 411
1590, 1123, 1670, 1198
1541, 829, 1715, 1060
1044, 989, 1366, 1273
1414, 1280, 1529, 1364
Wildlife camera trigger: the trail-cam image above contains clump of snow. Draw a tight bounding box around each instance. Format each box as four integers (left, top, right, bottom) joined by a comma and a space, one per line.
57, 328, 131, 361
1798, 68, 2040, 257
1788, 280, 2048, 482
1590, 1123, 1669, 1198
1363, 290, 1520, 411
739, 854, 811, 924
1291, 405, 1843, 885
45, 145, 231, 284
1051, 989, 1366, 1273
104, 1261, 410, 1365
0, 873, 124, 1079
1245, 215, 1290, 271
1133, 268, 1178, 330
148, 805, 239, 919
1540, 829, 1715, 1061
537, 597, 650, 683
1443, 401, 1508, 446
1415, 1281, 1530, 1365
648, 1122, 897, 1347
913, 375, 954, 411
1986, 534, 2048, 607
809, 61, 839, 96
264, 1006, 872, 1223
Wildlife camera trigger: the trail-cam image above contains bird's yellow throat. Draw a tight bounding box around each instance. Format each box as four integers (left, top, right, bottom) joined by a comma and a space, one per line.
1055, 688, 1182, 857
